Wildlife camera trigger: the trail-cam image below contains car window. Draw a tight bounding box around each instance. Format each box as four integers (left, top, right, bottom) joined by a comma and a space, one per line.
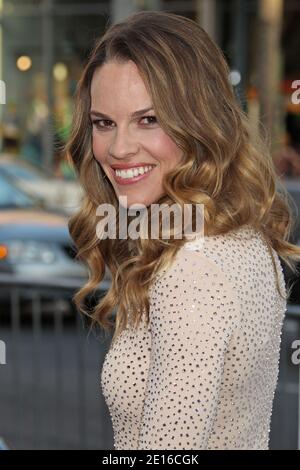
0, 163, 41, 181
0, 174, 36, 208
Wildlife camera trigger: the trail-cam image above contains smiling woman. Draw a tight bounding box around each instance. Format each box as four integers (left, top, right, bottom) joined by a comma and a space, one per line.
64, 10, 300, 450
89, 60, 183, 207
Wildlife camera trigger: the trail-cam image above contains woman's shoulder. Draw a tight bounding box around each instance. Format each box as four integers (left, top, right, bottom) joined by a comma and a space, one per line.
180, 223, 262, 269
151, 223, 278, 296
151, 226, 252, 292
183, 223, 260, 251
178, 223, 285, 300
151, 223, 282, 291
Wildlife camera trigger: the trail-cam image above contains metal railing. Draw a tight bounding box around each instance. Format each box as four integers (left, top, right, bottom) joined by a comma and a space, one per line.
0, 273, 113, 450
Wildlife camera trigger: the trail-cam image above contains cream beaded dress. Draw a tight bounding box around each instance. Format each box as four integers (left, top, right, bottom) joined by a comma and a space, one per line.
100, 224, 287, 450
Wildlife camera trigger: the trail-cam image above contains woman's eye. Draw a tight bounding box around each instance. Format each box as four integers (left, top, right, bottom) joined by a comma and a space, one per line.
92, 119, 112, 129
91, 116, 157, 130
140, 115, 157, 125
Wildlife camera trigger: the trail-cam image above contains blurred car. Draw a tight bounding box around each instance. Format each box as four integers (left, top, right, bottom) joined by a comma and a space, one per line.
278, 177, 300, 304
0, 169, 111, 318
0, 168, 89, 282
0, 153, 84, 215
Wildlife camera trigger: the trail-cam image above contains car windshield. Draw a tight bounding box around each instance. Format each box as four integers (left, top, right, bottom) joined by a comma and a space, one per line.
0, 172, 38, 208
0, 163, 41, 181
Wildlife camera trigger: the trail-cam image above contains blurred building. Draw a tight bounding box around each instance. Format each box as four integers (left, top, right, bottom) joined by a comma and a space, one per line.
0, 0, 299, 173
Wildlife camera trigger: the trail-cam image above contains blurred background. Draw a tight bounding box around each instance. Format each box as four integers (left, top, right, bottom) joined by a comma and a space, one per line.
0, 0, 300, 450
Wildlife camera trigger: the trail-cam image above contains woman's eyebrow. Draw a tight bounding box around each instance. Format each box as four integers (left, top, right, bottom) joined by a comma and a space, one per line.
89, 107, 154, 119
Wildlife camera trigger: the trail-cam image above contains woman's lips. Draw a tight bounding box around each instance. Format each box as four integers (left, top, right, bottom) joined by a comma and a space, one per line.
110, 165, 157, 185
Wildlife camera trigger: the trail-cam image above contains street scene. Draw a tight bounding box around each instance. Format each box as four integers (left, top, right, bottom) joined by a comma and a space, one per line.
1, 0, 300, 450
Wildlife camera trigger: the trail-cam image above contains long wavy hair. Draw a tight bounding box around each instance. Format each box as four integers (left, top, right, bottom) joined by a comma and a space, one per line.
65, 10, 300, 346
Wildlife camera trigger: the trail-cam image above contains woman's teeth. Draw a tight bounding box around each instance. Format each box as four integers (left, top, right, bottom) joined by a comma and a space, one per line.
114, 165, 155, 179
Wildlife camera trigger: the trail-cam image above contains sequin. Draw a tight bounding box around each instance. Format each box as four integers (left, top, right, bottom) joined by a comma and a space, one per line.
100, 224, 287, 450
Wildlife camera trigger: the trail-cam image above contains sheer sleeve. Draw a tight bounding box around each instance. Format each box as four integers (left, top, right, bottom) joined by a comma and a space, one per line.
137, 248, 241, 450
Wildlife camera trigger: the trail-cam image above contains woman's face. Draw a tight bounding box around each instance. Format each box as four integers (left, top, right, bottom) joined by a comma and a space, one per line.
90, 59, 183, 208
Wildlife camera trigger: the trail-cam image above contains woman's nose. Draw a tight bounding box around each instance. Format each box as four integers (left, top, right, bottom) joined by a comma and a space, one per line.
108, 126, 139, 159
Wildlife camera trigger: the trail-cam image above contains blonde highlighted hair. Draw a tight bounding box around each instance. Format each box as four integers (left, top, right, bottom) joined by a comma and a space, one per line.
65, 10, 300, 345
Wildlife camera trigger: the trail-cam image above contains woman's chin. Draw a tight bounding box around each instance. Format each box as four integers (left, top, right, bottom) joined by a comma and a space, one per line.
117, 195, 153, 210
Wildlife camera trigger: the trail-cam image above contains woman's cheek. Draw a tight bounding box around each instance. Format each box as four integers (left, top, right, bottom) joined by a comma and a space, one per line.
145, 131, 176, 161
92, 134, 107, 164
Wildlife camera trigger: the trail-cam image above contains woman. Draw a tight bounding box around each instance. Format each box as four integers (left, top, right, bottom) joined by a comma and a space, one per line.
65, 11, 300, 450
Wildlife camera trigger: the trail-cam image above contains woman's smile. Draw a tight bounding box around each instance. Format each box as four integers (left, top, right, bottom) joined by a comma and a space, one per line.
109, 163, 158, 185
